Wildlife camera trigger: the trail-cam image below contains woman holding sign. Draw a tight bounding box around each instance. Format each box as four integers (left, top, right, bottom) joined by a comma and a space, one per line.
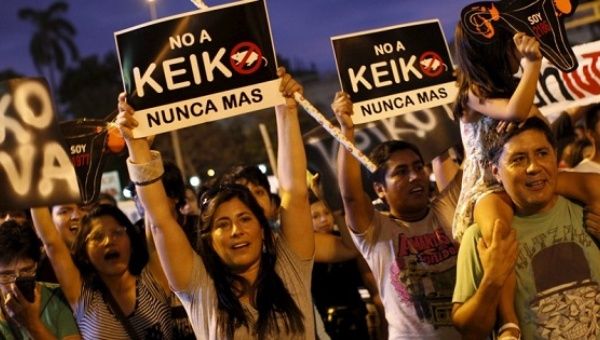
117, 68, 315, 339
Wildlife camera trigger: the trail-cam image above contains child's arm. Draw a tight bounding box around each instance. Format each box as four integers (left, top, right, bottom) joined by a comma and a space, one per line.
474, 191, 514, 246
474, 192, 520, 337
556, 172, 600, 206
468, 33, 542, 121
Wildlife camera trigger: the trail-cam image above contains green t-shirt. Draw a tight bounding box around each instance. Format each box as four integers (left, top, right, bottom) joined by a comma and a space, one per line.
453, 196, 600, 339
0, 282, 79, 339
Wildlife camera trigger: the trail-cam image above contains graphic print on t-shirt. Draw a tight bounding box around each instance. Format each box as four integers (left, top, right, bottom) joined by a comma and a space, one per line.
390, 227, 458, 327
529, 242, 600, 339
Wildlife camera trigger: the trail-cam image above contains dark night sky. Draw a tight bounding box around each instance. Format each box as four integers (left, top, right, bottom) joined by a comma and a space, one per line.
1, 0, 473, 77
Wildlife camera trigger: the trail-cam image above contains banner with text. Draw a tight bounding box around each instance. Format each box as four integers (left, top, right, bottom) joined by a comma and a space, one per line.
536, 40, 600, 118
114, 0, 284, 138
304, 104, 460, 211
331, 20, 457, 125
0, 78, 80, 210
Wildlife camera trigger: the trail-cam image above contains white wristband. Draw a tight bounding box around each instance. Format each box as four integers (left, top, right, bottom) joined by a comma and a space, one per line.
126, 151, 164, 186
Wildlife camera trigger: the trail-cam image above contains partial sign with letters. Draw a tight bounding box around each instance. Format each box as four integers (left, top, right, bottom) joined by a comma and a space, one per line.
0, 78, 80, 210
114, 0, 284, 138
304, 104, 460, 211
331, 20, 457, 125
536, 40, 600, 117
59, 119, 125, 205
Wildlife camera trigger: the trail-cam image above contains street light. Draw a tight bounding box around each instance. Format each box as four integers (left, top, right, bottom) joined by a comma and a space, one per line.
189, 176, 201, 187
147, 0, 157, 20
145, 0, 187, 178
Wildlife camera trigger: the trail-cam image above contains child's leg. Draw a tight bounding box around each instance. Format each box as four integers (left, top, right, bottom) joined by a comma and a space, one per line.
474, 192, 520, 339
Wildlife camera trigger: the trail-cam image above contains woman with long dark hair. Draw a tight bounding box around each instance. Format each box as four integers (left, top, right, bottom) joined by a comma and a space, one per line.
117, 68, 315, 339
31, 204, 175, 339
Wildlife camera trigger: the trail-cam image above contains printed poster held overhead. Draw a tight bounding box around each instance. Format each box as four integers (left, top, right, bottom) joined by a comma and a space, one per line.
332, 20, 458, 125
114, 0, 284, 138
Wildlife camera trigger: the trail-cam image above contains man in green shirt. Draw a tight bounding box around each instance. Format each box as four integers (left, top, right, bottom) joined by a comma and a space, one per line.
0, 219, 80, 340
452, 117, 600, 339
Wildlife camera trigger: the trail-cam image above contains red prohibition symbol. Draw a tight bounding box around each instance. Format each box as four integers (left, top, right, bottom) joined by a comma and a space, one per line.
419, 51, 446, 77
230, 41, 264, 75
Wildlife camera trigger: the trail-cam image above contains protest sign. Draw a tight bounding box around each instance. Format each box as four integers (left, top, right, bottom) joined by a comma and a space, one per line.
115, 0, 284, 138
461, 0, 578, 72
0, 78, 80, 210
331, 20, 457, 125
59, 119, 124, 205
536, 40, 600, 117
304, 103, 460, 210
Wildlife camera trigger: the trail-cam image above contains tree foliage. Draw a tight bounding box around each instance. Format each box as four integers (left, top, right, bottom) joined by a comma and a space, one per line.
18, 1, 79, 90
58, 53, 122, 120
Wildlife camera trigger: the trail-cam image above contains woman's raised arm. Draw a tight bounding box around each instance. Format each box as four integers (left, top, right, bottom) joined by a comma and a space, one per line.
116, 93, 195, 291
274, 68, 314, 260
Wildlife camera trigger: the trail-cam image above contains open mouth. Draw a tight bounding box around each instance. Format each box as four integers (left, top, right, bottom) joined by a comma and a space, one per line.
69, 224, 79, 232
104, 250, 121, 261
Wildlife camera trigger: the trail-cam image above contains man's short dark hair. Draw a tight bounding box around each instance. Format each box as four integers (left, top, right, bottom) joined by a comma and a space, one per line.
221, 165, 271, 192
97, 193, 117, 207
0, 220, 42, 265
128, 160, 186, 211
369, 140, 424, 184
485, 117, 557, 166
585, 103, 600, 132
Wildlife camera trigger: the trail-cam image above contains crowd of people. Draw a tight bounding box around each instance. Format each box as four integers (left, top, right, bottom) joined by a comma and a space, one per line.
2, 19, 600, 340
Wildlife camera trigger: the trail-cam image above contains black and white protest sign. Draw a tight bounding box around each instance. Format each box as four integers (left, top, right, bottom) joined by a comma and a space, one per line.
331, 20, 457, 125
304, 103, 460, 211
0, 78, 80, 210
115, 0, 284, 138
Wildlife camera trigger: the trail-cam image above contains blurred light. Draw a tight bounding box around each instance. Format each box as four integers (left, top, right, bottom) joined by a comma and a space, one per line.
207, 169, 215, 177
189, 176, 200, 187
123, 188, 132, 199
258, 164, 267, 174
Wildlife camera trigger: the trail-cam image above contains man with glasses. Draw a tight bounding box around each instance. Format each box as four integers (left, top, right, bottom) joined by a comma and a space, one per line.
0, 219, 80, 340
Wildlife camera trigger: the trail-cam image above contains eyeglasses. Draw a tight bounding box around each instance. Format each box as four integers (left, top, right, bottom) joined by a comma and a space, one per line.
199, 183, 249, 210
85, 227, 127, 245
0, 265, 38, 284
